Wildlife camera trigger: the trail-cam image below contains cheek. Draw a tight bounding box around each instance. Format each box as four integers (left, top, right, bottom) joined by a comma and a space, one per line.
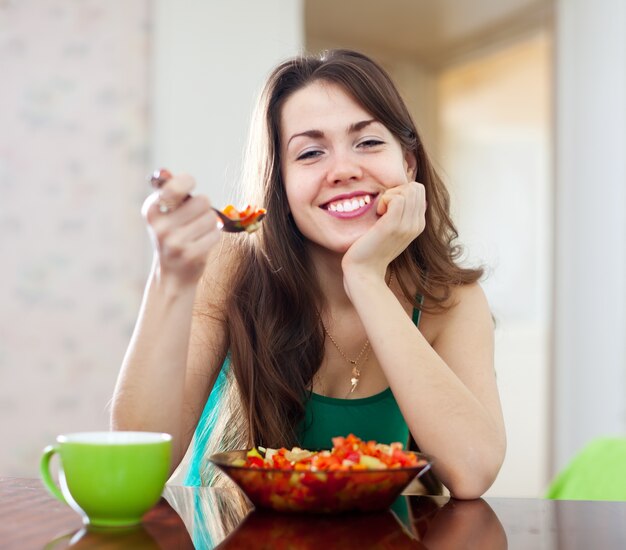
394, 154, 414, 183
377, 164, 410, 189
284, 173, 316, 211
284, 186, 308, 225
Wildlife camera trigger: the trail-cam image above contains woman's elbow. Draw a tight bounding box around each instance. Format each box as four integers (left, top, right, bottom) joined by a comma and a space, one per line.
448, 477, 494, 500
447, 445, 506, 500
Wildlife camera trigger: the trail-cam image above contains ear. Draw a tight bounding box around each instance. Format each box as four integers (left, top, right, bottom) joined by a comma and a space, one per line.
404, 150, 417, 181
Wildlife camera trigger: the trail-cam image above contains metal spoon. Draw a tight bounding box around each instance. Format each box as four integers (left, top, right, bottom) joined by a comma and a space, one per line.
211, 206, 266, 233
149, 169, 265, 234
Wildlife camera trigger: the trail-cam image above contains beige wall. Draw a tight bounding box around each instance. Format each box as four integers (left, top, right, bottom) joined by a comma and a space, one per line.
438, 33, 553, 496
0, 1, 151, 476
0, 0, 303, 478
151, 0, 304, 207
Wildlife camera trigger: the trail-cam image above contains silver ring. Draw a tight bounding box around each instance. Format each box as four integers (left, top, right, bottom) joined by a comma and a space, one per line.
158, 202, 170, 214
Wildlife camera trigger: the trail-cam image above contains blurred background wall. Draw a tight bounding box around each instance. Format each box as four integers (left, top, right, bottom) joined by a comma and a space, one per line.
1, 0, 625, 498
0, 0, 302, 478
1, 0, 151, 473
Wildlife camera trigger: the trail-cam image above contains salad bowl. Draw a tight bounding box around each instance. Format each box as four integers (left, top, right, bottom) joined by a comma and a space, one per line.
209, 435, 432, 514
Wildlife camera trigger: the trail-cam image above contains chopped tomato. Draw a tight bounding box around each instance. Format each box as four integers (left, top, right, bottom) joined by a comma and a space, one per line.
222, 435, 429, 513
221, 204, 266, 230
239, 434, 421, 471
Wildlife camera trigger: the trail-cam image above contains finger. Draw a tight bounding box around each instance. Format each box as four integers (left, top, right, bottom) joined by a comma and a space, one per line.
382, 193, 407, 221
151, 213, 212, 257
168, 207, 219, 246
181, 228, 222, 266
146, 195, 212, 236
415, 182, 427, 217
160, 173, 195, 199
143, 191, 167, 223
158, 173, 196, 212
376, 187, 405, 216
160, 194, 213, 227
376, 193, 391, 216
392, 182, 425, 221
192, 225, 221, 252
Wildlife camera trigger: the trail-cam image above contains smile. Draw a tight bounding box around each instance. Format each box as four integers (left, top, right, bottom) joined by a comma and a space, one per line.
324, 193, 375, 214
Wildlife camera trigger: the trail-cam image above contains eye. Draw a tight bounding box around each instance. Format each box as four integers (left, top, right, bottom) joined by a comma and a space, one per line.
358, 139, 385, 148
296, 149, 324, 161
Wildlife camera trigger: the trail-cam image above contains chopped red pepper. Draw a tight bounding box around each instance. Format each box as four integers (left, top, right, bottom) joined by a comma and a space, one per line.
220, 204, 266, 232
240, 434, 421, 471
215, 435, 430, 513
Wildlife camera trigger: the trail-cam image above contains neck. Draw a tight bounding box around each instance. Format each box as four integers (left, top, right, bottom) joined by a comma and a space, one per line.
308, 243, 396, 316
308, 245, 352, 309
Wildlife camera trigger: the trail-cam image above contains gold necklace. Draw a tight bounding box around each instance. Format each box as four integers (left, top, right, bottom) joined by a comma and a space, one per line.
320, 267, 394, 395
321, 323, 371, 394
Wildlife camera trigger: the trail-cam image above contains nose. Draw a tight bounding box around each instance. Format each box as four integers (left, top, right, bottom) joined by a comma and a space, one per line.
326, 151, 363, 185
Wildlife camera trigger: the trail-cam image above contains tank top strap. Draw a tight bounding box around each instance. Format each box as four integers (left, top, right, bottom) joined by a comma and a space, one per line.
412, 294, 425, 327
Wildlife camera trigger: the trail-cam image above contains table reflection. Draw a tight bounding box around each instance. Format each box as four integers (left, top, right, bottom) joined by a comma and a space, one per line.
9, 475, 621, 549
162, 486, 507, 549
44, 525, 160, 549
41, 492, 195, 549
410, 496, 508, 549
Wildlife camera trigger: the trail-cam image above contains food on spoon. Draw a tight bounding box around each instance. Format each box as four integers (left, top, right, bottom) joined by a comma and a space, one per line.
219, 204, 267, 234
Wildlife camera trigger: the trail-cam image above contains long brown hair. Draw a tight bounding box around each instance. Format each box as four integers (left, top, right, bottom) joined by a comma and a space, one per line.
199, 49, 482, 484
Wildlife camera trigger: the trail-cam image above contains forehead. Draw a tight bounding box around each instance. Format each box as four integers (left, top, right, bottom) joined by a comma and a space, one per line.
280, 81, 373, 137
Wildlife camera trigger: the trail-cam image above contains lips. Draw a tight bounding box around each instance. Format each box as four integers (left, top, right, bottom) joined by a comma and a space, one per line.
321, 193, 377, 214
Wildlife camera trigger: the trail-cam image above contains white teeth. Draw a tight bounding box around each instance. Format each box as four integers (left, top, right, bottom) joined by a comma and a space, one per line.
326, 194, 372, 213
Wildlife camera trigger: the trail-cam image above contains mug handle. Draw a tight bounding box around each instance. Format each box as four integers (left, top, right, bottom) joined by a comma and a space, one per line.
40, 444, 66, 503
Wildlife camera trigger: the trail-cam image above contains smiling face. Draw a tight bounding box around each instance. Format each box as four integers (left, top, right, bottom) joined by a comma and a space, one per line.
280, 80, 416, 256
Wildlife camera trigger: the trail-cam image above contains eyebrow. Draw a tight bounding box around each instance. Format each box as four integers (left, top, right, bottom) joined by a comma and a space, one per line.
286, 119, 378, 147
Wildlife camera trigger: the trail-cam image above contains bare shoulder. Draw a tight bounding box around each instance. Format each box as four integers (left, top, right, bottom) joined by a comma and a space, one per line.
419, 282, 493, 345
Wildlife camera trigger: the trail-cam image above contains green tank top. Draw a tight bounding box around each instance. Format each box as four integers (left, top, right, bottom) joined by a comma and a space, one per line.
184, 300, 423, 486
298, 304, 422, 450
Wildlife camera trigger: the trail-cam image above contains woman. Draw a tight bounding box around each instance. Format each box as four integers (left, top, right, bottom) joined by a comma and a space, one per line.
111, 49, 506, 499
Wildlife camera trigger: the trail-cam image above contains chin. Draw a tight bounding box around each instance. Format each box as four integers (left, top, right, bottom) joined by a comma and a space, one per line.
306, 235, 356, 257
325, 233, 364, 255
303, 224, 370, 256
335, 242, 353, 254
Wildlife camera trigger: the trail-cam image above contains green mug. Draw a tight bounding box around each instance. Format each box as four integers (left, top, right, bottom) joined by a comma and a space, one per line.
40, 431, 172, 527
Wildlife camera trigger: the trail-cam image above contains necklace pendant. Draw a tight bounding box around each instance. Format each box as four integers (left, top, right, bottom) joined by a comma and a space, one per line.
350, 366, 361, 393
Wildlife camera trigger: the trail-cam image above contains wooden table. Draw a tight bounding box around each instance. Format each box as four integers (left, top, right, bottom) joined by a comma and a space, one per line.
1, 477, 625, 549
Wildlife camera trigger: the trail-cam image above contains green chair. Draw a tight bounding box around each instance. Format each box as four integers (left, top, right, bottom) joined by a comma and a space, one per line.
546, 437, 626, 501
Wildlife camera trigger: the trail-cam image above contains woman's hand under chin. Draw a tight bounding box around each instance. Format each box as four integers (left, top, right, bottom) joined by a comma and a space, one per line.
341, 180, 427, 296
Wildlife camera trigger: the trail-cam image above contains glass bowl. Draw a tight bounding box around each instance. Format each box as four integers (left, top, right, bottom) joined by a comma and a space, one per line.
209, 449, 432, 514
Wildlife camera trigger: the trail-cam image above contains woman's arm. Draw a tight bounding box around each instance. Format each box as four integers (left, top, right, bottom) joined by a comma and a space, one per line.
110, 174, 231, 472
344, 272, 505, 499
342, 181, 505, 498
